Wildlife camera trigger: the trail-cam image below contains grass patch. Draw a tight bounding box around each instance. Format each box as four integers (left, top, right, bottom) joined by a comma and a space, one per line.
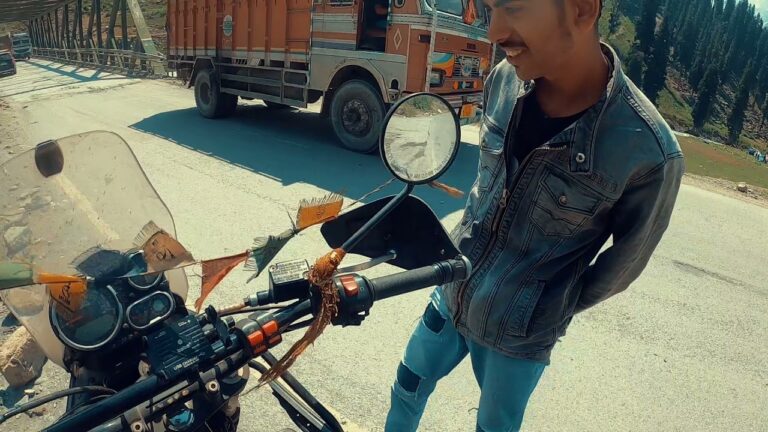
678, 135, 768, 189
658, 87, 693, 129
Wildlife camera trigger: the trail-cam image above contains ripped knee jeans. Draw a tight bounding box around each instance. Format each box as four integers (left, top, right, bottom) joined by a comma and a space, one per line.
385, 288, 546, 432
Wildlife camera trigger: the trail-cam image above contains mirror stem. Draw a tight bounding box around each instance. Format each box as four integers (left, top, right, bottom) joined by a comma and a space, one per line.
341, 183, 414, 252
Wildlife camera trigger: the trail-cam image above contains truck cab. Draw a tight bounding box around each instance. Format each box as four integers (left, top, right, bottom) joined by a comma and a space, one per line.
11, 32, 31, 60
169, 0, 492, 153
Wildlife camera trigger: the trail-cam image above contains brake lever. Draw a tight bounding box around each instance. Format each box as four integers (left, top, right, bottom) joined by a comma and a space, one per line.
335, 250, 397, 274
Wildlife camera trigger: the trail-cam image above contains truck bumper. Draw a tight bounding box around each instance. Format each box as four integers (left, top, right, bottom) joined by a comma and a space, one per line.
443, 93, 483, 126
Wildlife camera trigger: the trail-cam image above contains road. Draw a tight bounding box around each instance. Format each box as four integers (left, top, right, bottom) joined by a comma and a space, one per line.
1, 59, 767, 432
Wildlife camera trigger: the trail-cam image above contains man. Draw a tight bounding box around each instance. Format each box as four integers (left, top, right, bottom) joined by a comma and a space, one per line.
385, 1, 685, 431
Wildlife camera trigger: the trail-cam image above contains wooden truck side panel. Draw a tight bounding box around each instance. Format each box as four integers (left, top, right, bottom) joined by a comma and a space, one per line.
169, 0, 311, 63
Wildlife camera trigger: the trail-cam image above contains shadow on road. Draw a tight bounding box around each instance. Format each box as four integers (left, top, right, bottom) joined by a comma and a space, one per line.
23, 60, 106, 81
0, 59, 126, 98
130, 104, 480, 219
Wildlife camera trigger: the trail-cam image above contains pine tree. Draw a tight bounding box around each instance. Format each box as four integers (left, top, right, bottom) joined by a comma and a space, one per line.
626, 49, 645, 85
642, 18, 672, 104
689, 57, 708, 91
637, 0, 662, 56
619, 0, 642, 19
727, 61, 756, 145
673, 0, 693, 34
761, 95, 768, 130
755, 59, 768, 107
677, 9, 702, 70
714, 0, 724, 17
724, 0, 736, 20
722, 2, 752, 82
692, 66, 720, 131
609, 3, 622, 35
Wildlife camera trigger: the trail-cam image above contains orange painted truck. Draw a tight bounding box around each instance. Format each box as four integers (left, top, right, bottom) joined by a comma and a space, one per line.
167, 0, 493, 153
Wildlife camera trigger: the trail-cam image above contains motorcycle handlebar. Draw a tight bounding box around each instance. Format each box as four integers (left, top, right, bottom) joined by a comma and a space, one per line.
367, 257, 472, 301
46, 256, 472, 431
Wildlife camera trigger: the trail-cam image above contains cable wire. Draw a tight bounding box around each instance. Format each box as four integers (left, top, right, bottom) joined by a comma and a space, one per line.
0, 386, 116, 425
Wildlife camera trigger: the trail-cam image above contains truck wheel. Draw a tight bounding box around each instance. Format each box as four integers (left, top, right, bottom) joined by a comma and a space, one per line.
195, 69, 238, 119
330, 80, 385, 154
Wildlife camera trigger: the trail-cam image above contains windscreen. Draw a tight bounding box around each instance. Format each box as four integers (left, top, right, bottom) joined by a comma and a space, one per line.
0, 131, 188, 366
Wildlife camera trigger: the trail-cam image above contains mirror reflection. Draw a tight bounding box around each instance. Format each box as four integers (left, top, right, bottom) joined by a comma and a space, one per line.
382, 94, 459, 184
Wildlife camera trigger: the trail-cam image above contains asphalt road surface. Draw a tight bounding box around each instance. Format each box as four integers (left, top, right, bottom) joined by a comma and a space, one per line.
0, 59, 766, 431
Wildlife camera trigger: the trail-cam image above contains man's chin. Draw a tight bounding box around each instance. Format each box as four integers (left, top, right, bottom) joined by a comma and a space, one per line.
506, 59, 536, 81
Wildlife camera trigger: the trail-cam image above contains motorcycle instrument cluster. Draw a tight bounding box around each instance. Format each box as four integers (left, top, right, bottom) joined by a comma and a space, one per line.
49, 251, 176, 351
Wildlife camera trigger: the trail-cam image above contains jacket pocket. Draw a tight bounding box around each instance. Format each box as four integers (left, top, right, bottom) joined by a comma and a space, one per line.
503, 279, 545, 338
530, 169, 603, 237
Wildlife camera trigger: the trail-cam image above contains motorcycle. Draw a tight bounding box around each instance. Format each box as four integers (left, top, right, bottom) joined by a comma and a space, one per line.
0, 93, 471, 432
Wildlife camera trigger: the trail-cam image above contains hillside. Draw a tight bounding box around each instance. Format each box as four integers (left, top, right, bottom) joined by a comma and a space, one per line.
600, 0, 768, 151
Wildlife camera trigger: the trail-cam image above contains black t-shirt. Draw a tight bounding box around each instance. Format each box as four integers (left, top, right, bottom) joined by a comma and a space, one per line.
507, 94, 585, 171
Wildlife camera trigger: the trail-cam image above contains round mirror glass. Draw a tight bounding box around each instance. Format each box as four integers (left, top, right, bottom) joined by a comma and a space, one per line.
381, 93, 460, 184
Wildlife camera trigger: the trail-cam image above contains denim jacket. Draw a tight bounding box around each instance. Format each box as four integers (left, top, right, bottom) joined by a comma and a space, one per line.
443, 44, 685, 363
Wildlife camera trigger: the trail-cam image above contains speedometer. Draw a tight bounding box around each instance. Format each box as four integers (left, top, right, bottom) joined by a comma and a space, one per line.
50, 285, 122, 351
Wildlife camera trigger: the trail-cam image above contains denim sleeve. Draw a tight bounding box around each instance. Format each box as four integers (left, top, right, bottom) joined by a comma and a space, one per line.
574, 155, 684, 313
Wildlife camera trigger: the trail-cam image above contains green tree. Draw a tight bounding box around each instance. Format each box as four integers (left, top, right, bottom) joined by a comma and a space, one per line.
713, 0, 724, 17
727, 61, 756, 144
636, 0, 661, 56
761, 95, 768, 130
642, 18, 672, 104
692, 66, 720, 130
676, 9, 702, 70
723, 0, 736, 20
626, 49, 645, 85
608, 1, 622, 35
755, 59, 768, 108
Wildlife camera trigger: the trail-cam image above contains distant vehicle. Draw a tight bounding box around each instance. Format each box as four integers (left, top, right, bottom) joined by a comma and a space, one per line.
168, 0, 491, 153
0, 51, 16, 77
0, 32, 31, 60
10, 32, 31, 59
747, 147, 757, 155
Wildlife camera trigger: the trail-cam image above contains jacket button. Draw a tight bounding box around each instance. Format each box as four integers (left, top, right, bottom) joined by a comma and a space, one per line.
559, 195, 568, 206
576, 152, 586, 163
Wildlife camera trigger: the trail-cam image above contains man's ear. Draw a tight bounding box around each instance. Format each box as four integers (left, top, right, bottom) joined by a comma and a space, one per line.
570, 0, 602, 34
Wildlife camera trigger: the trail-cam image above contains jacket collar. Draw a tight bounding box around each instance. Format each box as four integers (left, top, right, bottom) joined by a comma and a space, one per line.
515, 43, 626, 174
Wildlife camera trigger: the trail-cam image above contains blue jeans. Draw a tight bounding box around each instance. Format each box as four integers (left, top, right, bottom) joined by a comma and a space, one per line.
385, 289, 546, 432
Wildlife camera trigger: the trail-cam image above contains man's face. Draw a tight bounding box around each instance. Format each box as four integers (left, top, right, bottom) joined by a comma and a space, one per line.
484, 0, 580, 81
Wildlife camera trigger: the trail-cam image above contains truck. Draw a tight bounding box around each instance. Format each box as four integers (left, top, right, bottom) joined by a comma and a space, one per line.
0, 33, 31, 60
167, 0, 492, 153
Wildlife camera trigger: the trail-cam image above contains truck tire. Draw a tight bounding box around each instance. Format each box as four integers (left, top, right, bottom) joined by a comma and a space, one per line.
195, 69, 238, 119
330, 80, 385, 154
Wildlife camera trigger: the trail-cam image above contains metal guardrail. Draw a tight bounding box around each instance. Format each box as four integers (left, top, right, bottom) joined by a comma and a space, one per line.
32, 47, 168, 77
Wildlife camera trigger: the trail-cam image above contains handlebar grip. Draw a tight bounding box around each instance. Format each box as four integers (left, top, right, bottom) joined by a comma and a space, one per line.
367, 257, 471, 301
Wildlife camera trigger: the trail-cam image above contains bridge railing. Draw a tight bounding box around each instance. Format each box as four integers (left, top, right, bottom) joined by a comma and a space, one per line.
32, 46, 168, 77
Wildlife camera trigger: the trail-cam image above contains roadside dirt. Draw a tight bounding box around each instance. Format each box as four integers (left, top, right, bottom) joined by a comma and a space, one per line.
682, 173, 768, 209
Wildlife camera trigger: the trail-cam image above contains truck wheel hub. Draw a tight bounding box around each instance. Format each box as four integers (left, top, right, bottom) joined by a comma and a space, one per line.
200, 82, 212, 105
342, 99, 371, 137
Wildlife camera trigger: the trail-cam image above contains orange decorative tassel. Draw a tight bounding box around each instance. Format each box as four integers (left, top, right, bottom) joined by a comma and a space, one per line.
430, 180, 465, 198
258, 248, 346, 385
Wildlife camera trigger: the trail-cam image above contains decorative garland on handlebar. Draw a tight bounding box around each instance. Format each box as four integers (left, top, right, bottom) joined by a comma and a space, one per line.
0, 179, 463, 381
